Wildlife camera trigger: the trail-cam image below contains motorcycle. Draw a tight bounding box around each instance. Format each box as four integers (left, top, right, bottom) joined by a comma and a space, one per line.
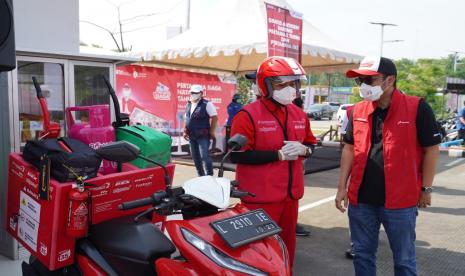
23, 135, 290, 276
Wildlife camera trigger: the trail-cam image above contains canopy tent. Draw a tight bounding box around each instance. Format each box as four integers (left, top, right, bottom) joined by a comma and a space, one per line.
135, 0, 362, 74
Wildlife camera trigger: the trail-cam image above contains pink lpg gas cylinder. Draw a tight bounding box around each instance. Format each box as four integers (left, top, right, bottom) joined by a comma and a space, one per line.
66, 105, 117, 174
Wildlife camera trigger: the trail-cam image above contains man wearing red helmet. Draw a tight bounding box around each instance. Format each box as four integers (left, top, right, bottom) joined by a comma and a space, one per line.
230, 56, 317, 270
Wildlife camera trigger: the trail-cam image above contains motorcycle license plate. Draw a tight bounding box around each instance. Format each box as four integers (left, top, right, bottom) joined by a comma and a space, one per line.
210, 209, 281, 248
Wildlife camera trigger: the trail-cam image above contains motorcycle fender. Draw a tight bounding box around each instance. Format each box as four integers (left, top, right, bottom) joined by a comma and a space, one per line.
76, 254, 107, 276
155, 258, 199, 276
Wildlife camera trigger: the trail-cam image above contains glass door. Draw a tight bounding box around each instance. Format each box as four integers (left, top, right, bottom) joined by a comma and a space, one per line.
70, 63, 112, 106
14, 58, 67, 151
69, 61, 114, 123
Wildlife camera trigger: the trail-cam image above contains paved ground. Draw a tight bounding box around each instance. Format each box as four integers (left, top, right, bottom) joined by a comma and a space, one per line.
294, 154, 465, 276
1, 154, 464, 275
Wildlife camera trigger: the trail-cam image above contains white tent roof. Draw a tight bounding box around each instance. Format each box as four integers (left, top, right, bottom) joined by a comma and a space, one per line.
136, 0, 362, 73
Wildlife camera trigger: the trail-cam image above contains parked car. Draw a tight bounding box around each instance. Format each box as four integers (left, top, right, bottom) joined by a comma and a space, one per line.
337, 104, 354, 122
306, 104, 333, 120
323, 102, 341, 113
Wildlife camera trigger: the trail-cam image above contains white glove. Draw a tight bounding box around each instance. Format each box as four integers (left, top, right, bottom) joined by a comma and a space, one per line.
278, 150, 299, 161
281, 141, 309, 156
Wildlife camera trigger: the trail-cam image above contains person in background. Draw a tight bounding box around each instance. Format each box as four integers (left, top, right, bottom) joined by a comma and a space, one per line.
183, 84, 218, 176
335, 56, 441, 275
457, 100, 465, 144
224, 94, 243, 147
245, 71, 261, 103
231, 56, 317, 271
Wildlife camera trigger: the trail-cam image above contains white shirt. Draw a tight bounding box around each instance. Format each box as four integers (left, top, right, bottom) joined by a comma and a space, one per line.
339, 110, 349, 135
190, 100, 217, 117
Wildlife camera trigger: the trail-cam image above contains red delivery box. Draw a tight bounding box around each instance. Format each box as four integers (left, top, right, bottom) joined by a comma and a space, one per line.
6, 153, 174, 270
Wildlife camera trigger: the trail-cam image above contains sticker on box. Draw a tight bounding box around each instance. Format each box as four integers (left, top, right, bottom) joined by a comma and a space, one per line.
18, 210, 39, 252
20, 191, 41, 222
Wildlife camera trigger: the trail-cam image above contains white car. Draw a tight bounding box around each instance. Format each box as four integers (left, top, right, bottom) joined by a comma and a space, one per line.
337, 104, 353, 134
337, 104, 354, 123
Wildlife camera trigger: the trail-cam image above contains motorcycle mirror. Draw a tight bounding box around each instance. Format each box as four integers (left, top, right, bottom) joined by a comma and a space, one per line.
227, 134, 248, 151
218, 134, 248, 178
96, 141, 141, 163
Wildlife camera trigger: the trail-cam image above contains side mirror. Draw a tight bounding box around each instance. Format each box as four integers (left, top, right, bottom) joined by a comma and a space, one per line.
227, 134, 247, 151
218, 134, 247, 178
96, 141, 140, 163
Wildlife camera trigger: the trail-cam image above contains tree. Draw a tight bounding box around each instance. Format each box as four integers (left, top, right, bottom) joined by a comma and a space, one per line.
235, 76, 252, 104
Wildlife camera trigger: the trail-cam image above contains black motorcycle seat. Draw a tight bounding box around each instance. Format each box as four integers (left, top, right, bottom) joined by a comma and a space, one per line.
89, 216, 175, 262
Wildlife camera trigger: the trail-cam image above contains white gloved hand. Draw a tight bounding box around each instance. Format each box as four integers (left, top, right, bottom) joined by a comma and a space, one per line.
281, 141, 308, 156
278, 150, 299, 161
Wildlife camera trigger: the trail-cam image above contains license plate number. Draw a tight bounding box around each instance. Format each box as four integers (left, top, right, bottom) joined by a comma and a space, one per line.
210, 209, 281, 248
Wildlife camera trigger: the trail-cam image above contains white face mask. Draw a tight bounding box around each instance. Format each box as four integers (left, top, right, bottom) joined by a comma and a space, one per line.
122, 88, 131, 100
359, 83, 384, 101
190, 93, 201, 102
272, 86, 296, 105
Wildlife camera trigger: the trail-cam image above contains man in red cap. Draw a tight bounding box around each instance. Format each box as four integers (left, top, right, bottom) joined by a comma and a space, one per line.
231, 56, 317, 271
335, 56, 441, 275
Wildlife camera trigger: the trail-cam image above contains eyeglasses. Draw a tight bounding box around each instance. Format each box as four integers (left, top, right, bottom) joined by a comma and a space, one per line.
355, 76, 385, 86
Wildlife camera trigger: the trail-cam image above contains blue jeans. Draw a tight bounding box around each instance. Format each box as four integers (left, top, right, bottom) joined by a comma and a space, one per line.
348, 203, 418, 276
189, 137, 213, 176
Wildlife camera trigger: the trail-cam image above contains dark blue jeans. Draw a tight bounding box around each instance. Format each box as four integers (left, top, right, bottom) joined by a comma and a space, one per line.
348, 203, 418, 276
189, 137, 213, 176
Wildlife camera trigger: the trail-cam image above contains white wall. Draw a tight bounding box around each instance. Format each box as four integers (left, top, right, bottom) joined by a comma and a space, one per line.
13, 0, 79, 54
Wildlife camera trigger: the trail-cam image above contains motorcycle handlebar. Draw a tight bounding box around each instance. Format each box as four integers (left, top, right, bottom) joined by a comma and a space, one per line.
119, 197, 153, 210
119, 191, 168, 210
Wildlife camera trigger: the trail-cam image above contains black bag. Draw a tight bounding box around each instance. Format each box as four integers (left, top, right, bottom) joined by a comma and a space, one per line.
23, 138, 102, 183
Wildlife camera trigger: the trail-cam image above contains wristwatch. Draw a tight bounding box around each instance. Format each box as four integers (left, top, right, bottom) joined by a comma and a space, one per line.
421, 186, 433, 193
304, 146, 312, 157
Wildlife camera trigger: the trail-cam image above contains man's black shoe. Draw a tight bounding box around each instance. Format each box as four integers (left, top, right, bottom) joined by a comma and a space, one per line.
345, 248, 355, 259
296, 223, 310, 237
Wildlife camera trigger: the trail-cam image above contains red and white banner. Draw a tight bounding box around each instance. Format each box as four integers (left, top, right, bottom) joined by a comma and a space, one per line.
265, 2, 303, 62
116, 65, 236, 133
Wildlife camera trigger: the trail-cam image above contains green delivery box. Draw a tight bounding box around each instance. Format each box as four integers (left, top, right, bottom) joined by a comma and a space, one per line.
116, 125, 172, 168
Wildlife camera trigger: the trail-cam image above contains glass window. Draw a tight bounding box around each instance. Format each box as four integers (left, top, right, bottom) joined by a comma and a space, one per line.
74, 65, 110, 106
17, 61, 65, 148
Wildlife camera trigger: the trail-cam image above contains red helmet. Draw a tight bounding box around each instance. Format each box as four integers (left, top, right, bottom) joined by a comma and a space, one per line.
256, 56, 307, 98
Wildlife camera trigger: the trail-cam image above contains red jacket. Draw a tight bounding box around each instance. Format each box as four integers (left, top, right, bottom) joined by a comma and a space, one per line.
234, 100, 312, 203
349, 90, 423, 209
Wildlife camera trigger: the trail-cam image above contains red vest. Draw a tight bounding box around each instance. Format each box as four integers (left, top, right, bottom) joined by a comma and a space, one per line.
236, 101, 307, 203
349, 90, 423, 209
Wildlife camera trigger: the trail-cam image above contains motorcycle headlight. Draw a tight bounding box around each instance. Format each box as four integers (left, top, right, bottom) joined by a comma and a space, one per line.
181, 228, 267, 276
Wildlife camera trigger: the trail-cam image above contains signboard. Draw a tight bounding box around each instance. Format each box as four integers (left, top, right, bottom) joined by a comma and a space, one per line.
116, 65, 236, 133
265, 3, 303, 62
331, 87, 354, 95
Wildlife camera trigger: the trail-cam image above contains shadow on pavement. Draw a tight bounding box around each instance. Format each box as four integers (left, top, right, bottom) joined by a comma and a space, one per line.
433, 186, 465, 197
421, 207, 465, 216
173, 146, 342, 175
293, 225, 465, 276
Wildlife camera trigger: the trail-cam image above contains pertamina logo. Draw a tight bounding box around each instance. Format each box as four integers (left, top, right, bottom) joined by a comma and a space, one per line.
58, 249, 71, 262
153, 82, 171, 101
40, 243, 48, 256
360, 62, 374, 68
